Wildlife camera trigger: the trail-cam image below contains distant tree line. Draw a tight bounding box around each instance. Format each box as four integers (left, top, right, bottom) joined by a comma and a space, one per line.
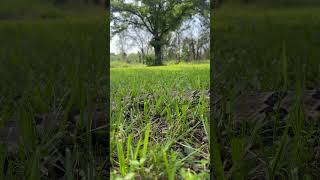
164, 25, 209, 63
113, 18, 209, 65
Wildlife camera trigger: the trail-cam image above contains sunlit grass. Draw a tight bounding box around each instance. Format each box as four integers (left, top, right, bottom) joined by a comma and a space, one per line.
111, 63, 210, 179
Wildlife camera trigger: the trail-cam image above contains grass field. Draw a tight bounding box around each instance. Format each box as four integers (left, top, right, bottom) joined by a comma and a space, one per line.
110, 63, 210, 179
0, 2, 108, 179
212, 4, 320, 179
0, 0, 104, 20
213, 4, 320, 92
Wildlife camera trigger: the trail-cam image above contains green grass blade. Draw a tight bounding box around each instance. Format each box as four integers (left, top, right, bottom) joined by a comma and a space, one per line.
142, 122, 151, 158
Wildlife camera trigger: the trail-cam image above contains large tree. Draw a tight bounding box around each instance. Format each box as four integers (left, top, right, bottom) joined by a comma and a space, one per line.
111, 0, 199, 65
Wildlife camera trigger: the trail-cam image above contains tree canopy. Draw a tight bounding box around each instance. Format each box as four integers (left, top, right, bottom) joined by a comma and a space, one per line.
111, 0, 208, 65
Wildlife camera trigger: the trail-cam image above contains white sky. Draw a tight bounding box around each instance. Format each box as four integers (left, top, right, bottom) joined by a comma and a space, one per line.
110, 36, 118, 54
110, 35, 140, 54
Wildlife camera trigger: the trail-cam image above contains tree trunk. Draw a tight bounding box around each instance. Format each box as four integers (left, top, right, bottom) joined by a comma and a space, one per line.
154, 43, 162, 66
140, 48, 145, 64
177, 35, 181, 63
54, 0, 67, 5
138, 51, 142, 63
93, 0, 100, 5
196, 48, 199, 60
191, 39, 196, 61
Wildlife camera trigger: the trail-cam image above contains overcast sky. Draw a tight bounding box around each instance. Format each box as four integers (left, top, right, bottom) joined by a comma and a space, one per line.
110, 35, 139, 54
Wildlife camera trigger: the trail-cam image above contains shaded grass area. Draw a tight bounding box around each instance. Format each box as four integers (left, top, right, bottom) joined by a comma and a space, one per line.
110, 64, 210, 179
0, 0, 104, 20
0, 16, 108, 178
212, 5, 320, 179
213, 5, 320, 92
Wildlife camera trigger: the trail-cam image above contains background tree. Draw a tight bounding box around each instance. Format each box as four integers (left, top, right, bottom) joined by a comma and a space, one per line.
111, 0, 198, 65
170, 25, 189, 63
126, 28, 152, 64
117, 30, 131, 62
